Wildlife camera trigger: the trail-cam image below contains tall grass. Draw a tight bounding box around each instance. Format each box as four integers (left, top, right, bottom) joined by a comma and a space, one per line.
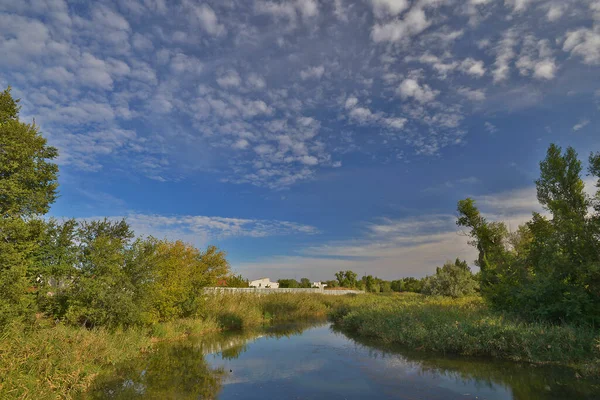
0, 320, 151, 399
4, 292, 599, 399
328, 293, 600, 373
0, 293, 332, 399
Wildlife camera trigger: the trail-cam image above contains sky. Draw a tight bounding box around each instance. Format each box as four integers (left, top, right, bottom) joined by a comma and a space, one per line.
0, 0, 599, 281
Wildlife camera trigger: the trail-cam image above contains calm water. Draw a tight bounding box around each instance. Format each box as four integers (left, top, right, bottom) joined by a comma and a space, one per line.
87, 322, 600, 399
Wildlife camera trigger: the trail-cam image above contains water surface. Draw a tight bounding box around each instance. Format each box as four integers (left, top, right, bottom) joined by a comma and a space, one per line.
88, 322, 600, 399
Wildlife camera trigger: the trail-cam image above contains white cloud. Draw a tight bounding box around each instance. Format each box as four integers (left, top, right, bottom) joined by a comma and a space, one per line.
0, 14, 51, 66
504, 0, 536, 13
546, 3, 565, 21
52, 128, 139, 171
170, 53, 203, 74
345, 96, 359, 109
254, 144, 276, 156
300, 155, 319, 165
300, 65, 325, 80
247, 73, 266, 89
383, 117, 408, 129
296, 0, 319, 17
239, 214, 476, 279
42, 66, 75, 84
371, 7, 430, 42
371, 0, 410, 17
458, 87, 486, 101
484, 121, 498, 133
233, 139, 250, 149
533, 59, 556, 79
186, 2, 226, 36
91, 4, 131, 31
132, 32, 154, 51
460, 58, 486, 77
493, 29, 517, 83
573, 119, 590, 131
563, 28, 600, 65
516, 37, 556, 80
79, 213, 318, 247
217, 70, 242, 88
397, 78, 439, 103
349, 106, 377, 123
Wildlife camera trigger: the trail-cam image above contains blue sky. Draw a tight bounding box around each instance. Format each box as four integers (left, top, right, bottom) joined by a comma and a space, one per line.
1, 0, 599, 280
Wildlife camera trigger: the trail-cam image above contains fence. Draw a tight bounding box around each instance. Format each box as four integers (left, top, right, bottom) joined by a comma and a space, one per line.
203, 287, 364, 295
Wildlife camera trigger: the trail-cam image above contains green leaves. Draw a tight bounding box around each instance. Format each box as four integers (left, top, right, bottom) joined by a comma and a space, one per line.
422, 259, 479, 298
0, 87, 58, 328
458, 143, 600, 324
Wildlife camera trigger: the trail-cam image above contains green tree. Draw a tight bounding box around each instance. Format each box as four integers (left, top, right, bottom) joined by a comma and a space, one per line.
32, 218, 79, 318
0, 87, 59, 327
458, 144, 600, 323
66, 219, 137, 327
422, 259, 479, 298
361, 275, 380, 293
225, 274, 249, 288
390, 280, 403, 292
401, 277, 424, 293
335, 270, 357, 288
278, 279, 300, 288
457, 198, 512, 307
379, 280, 392, 293
519, 145, 600, 323
300, 278, 311, 288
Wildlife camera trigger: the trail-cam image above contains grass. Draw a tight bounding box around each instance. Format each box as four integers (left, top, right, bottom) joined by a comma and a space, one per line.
0, 293, 331, 399
3, 292, 600, 399
327, 293, 600, 374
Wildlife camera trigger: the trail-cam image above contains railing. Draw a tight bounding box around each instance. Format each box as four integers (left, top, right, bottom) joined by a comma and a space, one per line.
203, 287, 364, 295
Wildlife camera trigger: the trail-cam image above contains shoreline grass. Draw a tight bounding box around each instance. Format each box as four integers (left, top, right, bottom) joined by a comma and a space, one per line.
2, 292, 599, 399
0, 293, 330, 399
327, 293, 600, 375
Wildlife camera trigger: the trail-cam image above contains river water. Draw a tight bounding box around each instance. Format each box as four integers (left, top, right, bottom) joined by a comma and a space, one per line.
87, 321, 600, 399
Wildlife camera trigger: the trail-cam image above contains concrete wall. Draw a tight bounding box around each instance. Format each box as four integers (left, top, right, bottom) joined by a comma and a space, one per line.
203, 287, 364, 295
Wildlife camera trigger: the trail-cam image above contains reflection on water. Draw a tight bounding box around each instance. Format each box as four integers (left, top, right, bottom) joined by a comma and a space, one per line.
86, 321, 600, 400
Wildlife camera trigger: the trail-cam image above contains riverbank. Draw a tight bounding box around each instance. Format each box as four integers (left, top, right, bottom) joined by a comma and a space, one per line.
328, 293, 600, 375
0, 293, 330, 399
2, 293, 599, 398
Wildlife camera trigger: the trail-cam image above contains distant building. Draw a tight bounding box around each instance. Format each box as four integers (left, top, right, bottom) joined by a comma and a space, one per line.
312, 282, 328, 289
249, 278, 280, 289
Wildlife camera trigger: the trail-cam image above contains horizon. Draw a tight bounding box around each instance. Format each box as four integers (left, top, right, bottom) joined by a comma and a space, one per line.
1, 0, 599, 281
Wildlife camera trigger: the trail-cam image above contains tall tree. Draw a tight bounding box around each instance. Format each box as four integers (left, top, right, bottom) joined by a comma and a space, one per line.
0, 87, 58, 327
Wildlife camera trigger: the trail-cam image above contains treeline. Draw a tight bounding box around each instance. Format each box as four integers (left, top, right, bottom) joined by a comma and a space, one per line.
0, 88, 232, 330
314, 263, 478, 298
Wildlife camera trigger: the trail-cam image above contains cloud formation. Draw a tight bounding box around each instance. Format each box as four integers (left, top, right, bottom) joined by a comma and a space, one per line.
0, 0, 598, 191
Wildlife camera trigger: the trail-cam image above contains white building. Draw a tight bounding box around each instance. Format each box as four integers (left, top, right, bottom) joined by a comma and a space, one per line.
312, 282, 328, 289
249, 277, 279, 289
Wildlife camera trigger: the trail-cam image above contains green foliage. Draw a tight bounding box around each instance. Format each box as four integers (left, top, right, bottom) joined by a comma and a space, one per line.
225, 274, 249, 288
458, 144, 600, 324
361, 275, 380, 293
278, 278, 300, 288
335, 270, 358, 288
422, 259, 479, 298
390, 280, 403, 292
0, 87, 58, 329
329, 294, 600, 371
0, 88, 58, 218
66, 219, 137, 328
30, 220, 232, 328
400, 277, 424, 293
300, 277, 311, 288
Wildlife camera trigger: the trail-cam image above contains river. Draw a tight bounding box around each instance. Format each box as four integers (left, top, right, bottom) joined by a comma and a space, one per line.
86, 321, 600, 399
